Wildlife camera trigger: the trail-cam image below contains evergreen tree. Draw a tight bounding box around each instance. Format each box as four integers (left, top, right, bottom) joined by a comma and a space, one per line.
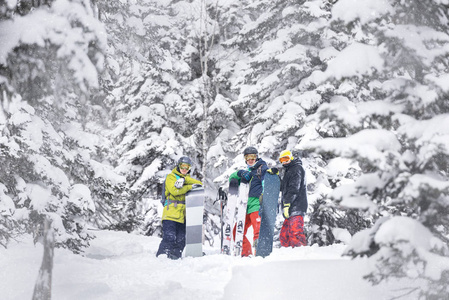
0, 0, 118, 253
305, 0, 449, 297
211, 0, 347, 247
104, 0, 241, 241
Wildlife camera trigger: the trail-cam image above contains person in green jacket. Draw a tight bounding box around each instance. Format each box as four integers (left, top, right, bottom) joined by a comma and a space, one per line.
230, 146, 268, 257
156, 156, 202, 259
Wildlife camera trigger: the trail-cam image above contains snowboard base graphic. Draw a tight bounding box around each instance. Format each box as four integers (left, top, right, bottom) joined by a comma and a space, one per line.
185, 187, 205, 257
222, 179, 239, 255
256, 173, 280, 257
234, 182, 249, 256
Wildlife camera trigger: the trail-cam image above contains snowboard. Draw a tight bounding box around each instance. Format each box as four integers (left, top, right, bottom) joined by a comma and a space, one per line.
221, 178, 239, 255
185, 186, 205, 257
234, 182, 250, 257
256, 173, 281, 257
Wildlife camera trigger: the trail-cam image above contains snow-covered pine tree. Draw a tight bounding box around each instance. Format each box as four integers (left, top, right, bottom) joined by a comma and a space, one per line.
103, 0, 176, 234
304, 0, 449, 297
179, 0, 245, 229
211, 0, 356, 246
307, 198, 339, 246
105, 0, 241, 240
220, 0, 330, 151
0, 0, 120, 253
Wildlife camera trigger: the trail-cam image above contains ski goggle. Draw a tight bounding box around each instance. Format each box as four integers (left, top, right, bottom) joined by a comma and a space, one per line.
179, 163, 191, 170
279, 156, 291, 163
244, 154, 257, 161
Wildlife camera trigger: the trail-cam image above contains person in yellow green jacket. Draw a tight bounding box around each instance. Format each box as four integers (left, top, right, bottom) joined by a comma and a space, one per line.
229, 146, 268, 257
156, 156, 202, 259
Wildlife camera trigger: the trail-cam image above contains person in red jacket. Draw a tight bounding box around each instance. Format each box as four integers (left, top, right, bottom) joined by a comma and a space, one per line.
278, 150, 308, 247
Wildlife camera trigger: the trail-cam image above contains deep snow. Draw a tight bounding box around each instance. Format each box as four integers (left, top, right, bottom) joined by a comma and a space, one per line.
1, 230, 413, 300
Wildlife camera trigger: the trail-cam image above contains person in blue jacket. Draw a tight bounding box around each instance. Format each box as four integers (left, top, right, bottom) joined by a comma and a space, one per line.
229, 146, 268, 256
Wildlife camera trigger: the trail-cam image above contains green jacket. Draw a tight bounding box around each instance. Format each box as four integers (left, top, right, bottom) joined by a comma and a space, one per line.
162, 167, 202, 223
229, 171, 260, 214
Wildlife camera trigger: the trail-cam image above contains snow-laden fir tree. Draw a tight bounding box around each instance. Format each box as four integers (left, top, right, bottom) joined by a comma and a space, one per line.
0, 0, 122, 253
104, 0, 240, 240
210, 0, 365, 245
304, 0, 449, 298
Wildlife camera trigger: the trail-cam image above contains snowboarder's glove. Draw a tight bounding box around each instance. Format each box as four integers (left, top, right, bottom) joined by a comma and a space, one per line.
283, 203, 290, 219
174, 177, 185, 189
267, 168, 279, 175
237, 170, 251, 181
253, 239, 258, 249
191, 184, 202, 189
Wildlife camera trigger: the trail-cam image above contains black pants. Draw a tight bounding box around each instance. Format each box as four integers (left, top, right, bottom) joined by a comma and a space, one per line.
156, 220, 186, 259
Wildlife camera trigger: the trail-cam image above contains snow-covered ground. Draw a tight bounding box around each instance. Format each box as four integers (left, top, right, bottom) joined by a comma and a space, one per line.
1, 230, 410, 300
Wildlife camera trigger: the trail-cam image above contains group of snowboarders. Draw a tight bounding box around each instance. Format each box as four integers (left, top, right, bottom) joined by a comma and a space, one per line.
156, 147, 308, 259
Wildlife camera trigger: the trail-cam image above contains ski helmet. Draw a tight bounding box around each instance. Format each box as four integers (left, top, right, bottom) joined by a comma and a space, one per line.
279, 150, 294, 162
243, 146, 258, 156
178, 156, 192, 165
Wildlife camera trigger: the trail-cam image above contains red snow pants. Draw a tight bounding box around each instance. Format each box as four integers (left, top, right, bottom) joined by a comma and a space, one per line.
233, 211, 261, 257
280, 215, 307, 247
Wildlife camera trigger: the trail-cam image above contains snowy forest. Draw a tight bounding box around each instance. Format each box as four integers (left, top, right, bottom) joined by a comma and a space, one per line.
1, 0, 449, 298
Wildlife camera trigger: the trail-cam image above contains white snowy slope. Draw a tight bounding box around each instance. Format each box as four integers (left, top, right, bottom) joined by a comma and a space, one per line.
1, 230, 412, 300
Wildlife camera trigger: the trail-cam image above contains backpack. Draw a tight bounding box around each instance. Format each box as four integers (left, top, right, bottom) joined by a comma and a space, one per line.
161, 173, 180, 206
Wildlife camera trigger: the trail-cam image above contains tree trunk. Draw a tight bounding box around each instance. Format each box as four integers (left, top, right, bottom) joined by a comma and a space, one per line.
201, 76, 209, 186
198, 0, 219, 186
32, 218, 54, 300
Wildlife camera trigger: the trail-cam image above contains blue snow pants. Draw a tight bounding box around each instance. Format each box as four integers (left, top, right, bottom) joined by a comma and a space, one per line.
156, 220, 186, 259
